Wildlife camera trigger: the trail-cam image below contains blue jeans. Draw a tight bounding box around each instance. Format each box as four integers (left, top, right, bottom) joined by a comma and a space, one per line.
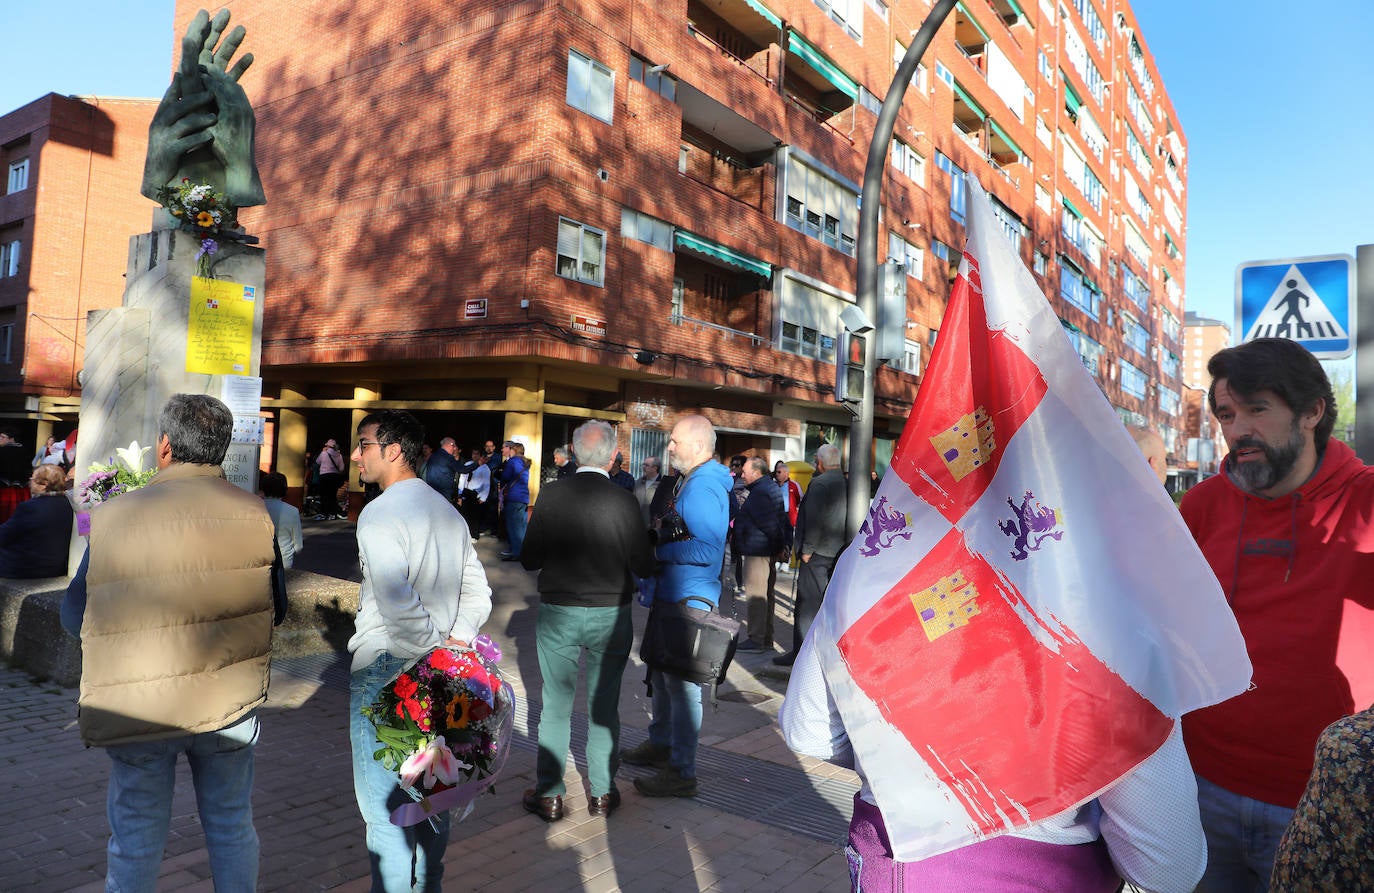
1195, 773, 1295, 893
504, 502, 528, 556
534, 603, 633, 797
351, 653, 450, 893
104, 712, 260, 893
647, 669, 704, 779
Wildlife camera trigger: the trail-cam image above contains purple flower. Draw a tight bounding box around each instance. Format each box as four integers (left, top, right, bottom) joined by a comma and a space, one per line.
196, 238, 218, 260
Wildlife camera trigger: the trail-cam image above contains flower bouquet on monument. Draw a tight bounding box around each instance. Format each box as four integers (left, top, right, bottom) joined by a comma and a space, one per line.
154, 177, 239, 278
361, 634, 516, 827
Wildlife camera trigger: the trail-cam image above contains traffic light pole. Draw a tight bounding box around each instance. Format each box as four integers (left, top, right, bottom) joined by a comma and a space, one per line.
847, 0, 956, 539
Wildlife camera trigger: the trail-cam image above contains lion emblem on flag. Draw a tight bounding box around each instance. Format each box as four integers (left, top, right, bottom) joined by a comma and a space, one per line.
998, 490, 1063, 561
859, 495, 912, 556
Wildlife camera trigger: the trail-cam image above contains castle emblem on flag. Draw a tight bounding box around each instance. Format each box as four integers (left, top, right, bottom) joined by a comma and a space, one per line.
999, 490, 1064, 561
909, 570, 981, 642
859, 495, 913, 556
930, 407, 995, 481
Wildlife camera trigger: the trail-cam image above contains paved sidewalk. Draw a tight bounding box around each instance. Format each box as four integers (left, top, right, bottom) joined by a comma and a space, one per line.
2, 530, 856, 891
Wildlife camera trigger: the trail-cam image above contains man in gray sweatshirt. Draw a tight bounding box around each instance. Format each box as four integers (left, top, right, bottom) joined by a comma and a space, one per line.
347, 410, 492, 893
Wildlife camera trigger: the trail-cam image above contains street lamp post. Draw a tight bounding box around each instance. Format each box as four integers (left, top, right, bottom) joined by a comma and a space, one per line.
847, 0, 956, 538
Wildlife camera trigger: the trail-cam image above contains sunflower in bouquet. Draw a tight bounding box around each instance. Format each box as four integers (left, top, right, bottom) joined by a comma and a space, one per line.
361, 635, 515, 826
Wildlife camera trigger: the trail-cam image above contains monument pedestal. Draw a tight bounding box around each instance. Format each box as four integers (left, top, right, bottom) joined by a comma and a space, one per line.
75, 225, 266, 480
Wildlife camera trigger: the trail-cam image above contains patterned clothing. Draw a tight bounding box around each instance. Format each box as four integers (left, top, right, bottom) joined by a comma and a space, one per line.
1271, 708, 1374, 891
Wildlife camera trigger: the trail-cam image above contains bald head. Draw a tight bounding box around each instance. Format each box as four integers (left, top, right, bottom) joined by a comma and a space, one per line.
668, 414, 716, 474
1128, 425, 1167, 486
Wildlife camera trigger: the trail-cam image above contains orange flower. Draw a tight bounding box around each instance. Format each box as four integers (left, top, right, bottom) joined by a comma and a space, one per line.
196, 211, 215, 227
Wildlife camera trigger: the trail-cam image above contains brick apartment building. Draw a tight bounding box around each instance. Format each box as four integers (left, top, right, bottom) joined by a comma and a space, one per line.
166, 0, 1189, 499
1180, 310, 1231, 484
0, 94, 157, 450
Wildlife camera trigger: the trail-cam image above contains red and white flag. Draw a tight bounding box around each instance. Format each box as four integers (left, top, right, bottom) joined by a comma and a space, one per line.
793, 179, 1251, 861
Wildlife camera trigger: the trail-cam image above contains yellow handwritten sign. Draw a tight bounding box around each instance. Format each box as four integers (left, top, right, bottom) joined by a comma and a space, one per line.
187, 277, 256, 375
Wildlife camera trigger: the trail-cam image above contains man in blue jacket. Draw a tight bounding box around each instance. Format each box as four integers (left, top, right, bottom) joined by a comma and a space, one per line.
621, 413, 731, 798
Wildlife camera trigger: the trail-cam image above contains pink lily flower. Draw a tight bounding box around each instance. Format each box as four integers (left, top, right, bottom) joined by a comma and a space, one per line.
398, 738, 472, 789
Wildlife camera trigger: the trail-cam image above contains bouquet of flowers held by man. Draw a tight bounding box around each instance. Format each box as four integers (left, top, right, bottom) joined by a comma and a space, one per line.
362, 634, 516, 827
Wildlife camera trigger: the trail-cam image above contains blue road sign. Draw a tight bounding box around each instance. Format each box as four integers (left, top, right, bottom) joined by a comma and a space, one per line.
1235, 254, 1356, 359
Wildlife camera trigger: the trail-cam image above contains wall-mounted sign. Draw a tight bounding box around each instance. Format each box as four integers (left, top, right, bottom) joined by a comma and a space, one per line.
464, 298, 488, 319
571, 315, 607, 336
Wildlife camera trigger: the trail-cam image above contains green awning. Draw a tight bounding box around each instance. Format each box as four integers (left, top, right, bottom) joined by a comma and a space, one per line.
674, 230, 773, 278
955, 2, 991, 42
1084, 277, 1102, 294
952, 81, 986, 119
1003, 0, 1026, 19
1063, 77, 1082, 113
1062, 196, 1084, 219
1060, 318, 1082, 334
988, 118, 1022, 159
744, 0, 782, 29
1164, 231, 1179, 250
787, 30, 859, 100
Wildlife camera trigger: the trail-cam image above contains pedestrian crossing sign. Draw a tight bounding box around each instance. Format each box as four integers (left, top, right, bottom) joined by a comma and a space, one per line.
1236, 254, 1355, 359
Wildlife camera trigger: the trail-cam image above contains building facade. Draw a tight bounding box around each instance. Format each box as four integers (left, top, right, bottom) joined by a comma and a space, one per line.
168, 0, 1189, 501
0, 94, 157, 448
1180, 311, 1231, 485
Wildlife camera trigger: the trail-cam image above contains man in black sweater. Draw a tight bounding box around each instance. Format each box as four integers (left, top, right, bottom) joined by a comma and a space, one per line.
519, 419, 655, 822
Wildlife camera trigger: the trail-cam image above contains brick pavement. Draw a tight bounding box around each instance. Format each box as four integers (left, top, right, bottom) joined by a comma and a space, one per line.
1, 533, 855, 892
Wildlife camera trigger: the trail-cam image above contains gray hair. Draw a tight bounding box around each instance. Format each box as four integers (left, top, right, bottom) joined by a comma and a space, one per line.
553, 446, 569, 460
816, 443, 842, 470
571, 419, 616, 469
159, 394, 234, 465
747, 456, 770, 477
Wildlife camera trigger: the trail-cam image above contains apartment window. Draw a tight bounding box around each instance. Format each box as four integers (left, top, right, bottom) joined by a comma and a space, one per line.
894, 338, 921, 374
621, 208, 673, 252
1159, 348, 1180, 379
784, 154, 858, 256
629, 55, 677, 102
814, 0, 863, 41
1038, 51, 1055, 84
865, 0, 889, 20
935, 152, 967, 224
1126, 83, 1153, 141
0, 324, 10, 364
1124, 219, 1151, 268
989, 198, 1026, 252
1035, 184, 1052, 215
779, 322, 837, 362
891, 140, 925, 185
932, 240, 951, 262
934, 62, 955, 88
1062, 321, 1104, 375
1123, 313, 1150, 356
1058, 260, 1099, 319
566, 49, 614, 123
858, 86, 882, 115
1078, 110, 1106, 160
1160, 308, 1181, 342
0, 240, 20, 279
1069, 0, 1107, 49
1120, 359, 1148, 400
1158, 385, 1180, 415
6, 159, 28, 194
556, 217, 605, 286
928, 327, 939, 347
1121, 264, 1150, 313
1033, 251, 1048, 276
888, 232, 924, 280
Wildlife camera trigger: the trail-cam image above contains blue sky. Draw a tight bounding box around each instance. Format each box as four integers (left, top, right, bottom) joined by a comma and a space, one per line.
5, 1, 1371, 340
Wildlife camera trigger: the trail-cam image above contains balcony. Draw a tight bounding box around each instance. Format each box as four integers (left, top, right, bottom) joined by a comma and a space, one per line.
675, 82, 780, 212
687, 0, 779, 87
670, 239, 773, 345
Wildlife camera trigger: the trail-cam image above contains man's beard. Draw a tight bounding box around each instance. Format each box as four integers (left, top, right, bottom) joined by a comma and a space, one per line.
1226, 422, 1305, 493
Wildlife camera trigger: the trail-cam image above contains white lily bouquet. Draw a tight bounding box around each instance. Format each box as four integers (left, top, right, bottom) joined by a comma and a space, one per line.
76, 441, 157, 510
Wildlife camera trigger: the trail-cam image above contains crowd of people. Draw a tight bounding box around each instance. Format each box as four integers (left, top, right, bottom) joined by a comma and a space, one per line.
16, 334, 1372, 891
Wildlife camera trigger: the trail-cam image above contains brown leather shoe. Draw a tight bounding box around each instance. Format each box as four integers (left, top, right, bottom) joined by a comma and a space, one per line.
522, 788, 564, 822
587, 787, 622, 817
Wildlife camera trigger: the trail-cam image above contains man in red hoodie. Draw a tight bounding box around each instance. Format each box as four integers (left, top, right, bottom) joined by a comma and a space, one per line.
1181, 337, 1374, 892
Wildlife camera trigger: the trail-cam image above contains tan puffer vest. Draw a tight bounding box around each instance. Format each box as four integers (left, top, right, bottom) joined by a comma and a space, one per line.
78, 463, 276, 746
